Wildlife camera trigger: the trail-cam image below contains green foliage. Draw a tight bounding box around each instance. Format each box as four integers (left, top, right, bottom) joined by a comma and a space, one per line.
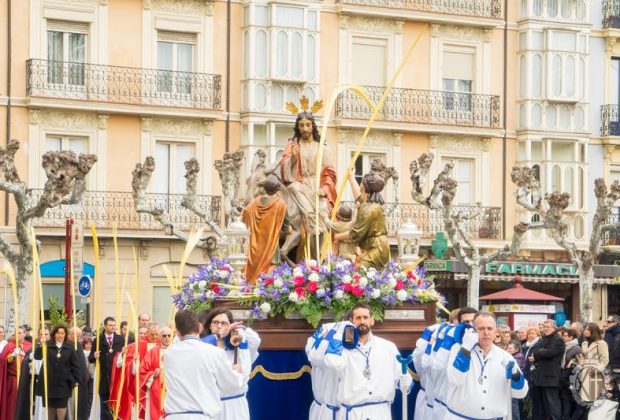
48, 295, 85, 330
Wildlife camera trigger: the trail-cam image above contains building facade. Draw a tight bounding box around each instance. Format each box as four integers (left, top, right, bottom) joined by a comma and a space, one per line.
0, 0, 612, 326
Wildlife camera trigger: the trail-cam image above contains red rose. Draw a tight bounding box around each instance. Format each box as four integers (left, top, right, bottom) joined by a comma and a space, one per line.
310, 265, 320, 272
395, 280, 404, 291
343, 283, 353, 293
307, 281, 319, 293
293, 276, 305, 286
407, 270, 415, 279
211, 286, 221, 294
263, 278, 274, 286
353, 274, 361, 282
295, 287, 305, 297
351, 286, 364, 297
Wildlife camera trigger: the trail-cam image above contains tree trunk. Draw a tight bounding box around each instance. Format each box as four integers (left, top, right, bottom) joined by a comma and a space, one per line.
6, 266, 30, 334
468, 263, 482, 310
579, 267, 594, 323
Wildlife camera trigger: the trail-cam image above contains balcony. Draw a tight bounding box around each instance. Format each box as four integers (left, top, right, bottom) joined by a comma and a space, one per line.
602, 105, 620, 136
335, 0, 502, 18
604, 0, 620, 28
336, 86, 501, 128
344, 202, 501, 240
26, 59, 221, 110
30, 190, 221, 232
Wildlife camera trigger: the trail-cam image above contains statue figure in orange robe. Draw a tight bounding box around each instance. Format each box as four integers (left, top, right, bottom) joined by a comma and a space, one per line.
140, 327, 172, 420
242, 175, 288, 284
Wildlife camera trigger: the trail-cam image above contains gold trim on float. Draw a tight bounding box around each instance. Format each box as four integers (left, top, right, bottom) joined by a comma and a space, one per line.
248, 365, 420, 382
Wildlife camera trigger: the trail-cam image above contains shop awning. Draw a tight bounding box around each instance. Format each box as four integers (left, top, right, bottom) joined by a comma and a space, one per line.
479, 277, 564, 301
454, 273, 617, 285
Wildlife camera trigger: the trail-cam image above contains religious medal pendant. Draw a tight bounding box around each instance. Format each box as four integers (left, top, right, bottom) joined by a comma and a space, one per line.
363, 367, 371, 379
56, 351, 61, 359
109, 348, 113, 353
478, 375, 483, 385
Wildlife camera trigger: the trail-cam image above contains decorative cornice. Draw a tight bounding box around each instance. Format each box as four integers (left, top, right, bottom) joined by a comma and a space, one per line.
146, 117, 212, 137
203, 120, 213, 136
339, 14, 349, 29
148, 0, 213, 15
141, 117, 152, 133
338, 129, 401, 147
97, 114, 109, 130
346, 16, 403, 33
429, 134, 491, 152
437, 25, 484, 41
29, 109, 98, 130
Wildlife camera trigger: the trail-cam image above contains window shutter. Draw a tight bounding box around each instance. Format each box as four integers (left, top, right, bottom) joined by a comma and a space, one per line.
47, 20, 89, 34
158, 31, 196, 44
443, 51, 474, 81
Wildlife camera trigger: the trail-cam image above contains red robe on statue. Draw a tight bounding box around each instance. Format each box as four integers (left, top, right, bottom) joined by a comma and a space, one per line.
0, 338, 32, 420
140, 346, 166, 420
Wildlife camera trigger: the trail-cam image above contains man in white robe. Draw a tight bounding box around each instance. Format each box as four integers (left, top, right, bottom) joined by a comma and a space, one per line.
412, 324, 438, 419
306, 322, 341, 420
323, 303, 412, 420
445, 312, 528, 420
164, 310, 243, 419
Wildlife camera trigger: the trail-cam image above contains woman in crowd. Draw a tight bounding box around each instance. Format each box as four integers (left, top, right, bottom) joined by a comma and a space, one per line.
34, 325, 80, 420
559, 328, 582, 420
202, 308, 261, 420
581, 323, 609, 369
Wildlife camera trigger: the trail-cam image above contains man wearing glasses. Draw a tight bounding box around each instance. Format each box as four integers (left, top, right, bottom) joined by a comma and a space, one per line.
141, 327, 173, 420
604, 315, 620, 379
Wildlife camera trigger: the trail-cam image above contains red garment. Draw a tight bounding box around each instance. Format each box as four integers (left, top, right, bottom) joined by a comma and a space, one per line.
109, 345, 134, 420
140, 346, 165, 420
127, 339, 160, 419
0, 338, 31, 420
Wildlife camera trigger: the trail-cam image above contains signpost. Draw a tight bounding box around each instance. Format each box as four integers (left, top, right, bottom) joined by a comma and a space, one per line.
78, 275, 92, 304
64, 220, 84, 321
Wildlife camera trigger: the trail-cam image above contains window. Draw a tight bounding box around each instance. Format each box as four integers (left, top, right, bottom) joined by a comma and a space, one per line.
442, 157, 474, 205
442, 50, 474, 112
351, 37, 387, 86
45, 135, 89, 185
153, 142, 194, 195
353, 152, 386, 188
47, 21, 88, 86
271, 5, 317, 81
157, 32, 195, 95
612, 58, 620, 106
152, 286, 171, 326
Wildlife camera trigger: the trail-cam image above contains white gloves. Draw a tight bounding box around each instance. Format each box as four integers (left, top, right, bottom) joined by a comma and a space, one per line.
399, 373, 413, 394
460, 328, 479, 352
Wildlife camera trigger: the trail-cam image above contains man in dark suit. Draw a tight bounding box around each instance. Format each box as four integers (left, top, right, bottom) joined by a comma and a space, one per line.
528, 319, 565, 420
88, 316, 124, 420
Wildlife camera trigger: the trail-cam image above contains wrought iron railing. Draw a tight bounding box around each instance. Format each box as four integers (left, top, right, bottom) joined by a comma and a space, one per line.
604, 0, 620, 28
29, 190, 221, 231
603, 210, 620, 246
601, 105, 620, 136
336, 0, 502, 18
26, 59, 222, 110
342, 202, 501, 239
336, 86, 501, 128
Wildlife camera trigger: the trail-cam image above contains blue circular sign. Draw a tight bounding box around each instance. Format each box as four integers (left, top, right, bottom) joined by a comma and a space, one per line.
78, 275, 92, 298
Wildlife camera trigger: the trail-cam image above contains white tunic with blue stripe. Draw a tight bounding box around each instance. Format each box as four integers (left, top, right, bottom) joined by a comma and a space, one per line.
445, 344, 528, 420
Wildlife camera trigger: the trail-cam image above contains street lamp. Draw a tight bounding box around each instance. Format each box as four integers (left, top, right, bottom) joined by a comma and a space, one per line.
397, 219, 422, 267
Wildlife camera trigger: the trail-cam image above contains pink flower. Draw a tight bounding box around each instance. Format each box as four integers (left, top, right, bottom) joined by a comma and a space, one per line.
293, 276, 305, 287
395, 280, 404, 291
307, 281, 318, 293
263, 278, 274, 286
351, 286, 364, 297
295, 287, 306, 297
211, 285, 221, 294
343, 283, 353, 293
310, 265, 320, 272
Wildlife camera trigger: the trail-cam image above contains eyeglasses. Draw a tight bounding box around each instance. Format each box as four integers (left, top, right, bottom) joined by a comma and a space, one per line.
211, 320, 230, 327
161, 334, 171, 338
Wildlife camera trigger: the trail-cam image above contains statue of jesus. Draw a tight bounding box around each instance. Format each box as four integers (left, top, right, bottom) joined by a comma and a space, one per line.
279, 97, 337, 260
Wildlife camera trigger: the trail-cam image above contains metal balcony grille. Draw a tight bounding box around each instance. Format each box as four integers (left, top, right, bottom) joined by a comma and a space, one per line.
601, 104, 620, 136
29, 190, 222, 231
336, 0, 502, 18
604, 0, 620, 28
27, 59, 222, 110
336, 86, 501, 128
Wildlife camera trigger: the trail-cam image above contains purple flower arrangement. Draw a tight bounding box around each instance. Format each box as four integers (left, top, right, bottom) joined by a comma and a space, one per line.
173, 256, 444, 327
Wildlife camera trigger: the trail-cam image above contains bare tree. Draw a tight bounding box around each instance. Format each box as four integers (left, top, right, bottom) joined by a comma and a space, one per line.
0, 139, 96, 327
131, 156, 225, 255
511, 166, 620, 322
409, 153, 527, 308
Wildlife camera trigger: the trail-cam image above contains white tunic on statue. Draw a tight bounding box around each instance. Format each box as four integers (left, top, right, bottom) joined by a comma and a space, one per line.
324, 333, 401, 420
215, 328, 261, 420
445, 344, 528, 420
164, 336, 243, 419
306, 323, 347, 420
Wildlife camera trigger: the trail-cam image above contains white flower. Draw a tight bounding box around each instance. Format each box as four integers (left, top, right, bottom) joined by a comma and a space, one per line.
388, 275, 397, 289
316, 288, 325, 296
289, 292, 299, 302
342, 260, 352, 267
219, 270, 230, 279
358, 277, 368, 287
335, 262, 344, 271
198, 280, 207, 290
307, 259, 318, 268
309, 272, 320, 282
260, 302, 271, 314
274, 278, 284, 288
334, 290, 344, 300
371, 289, 381, 299
342, 275, 352, 284
205, 291, 215, 299
367, 268, 377, 279
396, 290, 408, 301
293, 267, 304, 277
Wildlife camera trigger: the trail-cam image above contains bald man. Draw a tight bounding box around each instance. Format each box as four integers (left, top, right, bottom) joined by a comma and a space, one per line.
141, 327, 173, 420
